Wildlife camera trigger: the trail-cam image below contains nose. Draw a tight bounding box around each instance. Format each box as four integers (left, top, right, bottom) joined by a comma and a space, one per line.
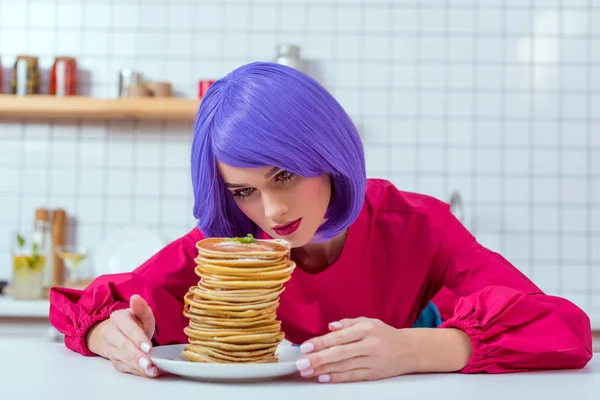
262, 191, 289, 220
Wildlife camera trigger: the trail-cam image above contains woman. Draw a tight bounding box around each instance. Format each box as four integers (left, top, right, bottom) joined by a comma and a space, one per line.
49, 62, 592, 383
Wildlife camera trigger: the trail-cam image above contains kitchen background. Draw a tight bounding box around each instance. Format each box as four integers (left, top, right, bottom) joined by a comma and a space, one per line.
0, 0, 599, 325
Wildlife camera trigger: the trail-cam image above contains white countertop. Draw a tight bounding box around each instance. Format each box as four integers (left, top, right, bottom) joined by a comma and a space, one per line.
0, 295, 50, 317
0, 340, 598, 400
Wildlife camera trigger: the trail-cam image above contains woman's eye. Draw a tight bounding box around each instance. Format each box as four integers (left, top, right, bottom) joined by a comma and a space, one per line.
233, 188, 254, 198
276, 171, 294, 181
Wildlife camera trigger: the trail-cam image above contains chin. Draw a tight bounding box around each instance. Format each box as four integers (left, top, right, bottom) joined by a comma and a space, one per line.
272, 230, 312, 248
288, 238, 309, 248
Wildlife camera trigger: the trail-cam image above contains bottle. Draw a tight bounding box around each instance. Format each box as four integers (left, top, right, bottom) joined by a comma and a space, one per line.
51, 209, 67, 287
274, 44, 306, 74
11, 209, 50, 300
33, 208, 55, 294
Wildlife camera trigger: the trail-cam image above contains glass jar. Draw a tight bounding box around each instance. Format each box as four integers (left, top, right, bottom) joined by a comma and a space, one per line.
11, 232, 46, 300
50, 56, 77, 96
11, 55, 40, 96
274, 44, 306, 73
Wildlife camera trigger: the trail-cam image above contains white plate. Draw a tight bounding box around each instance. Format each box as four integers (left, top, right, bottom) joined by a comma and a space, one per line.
150, 344, 302, 381
92, 226, 165, 275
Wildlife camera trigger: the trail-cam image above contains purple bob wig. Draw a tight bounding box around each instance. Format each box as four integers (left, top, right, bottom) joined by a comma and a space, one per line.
191, 62, 366, 241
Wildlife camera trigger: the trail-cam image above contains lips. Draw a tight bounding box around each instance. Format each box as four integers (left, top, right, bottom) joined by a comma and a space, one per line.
273, 218, 302, 237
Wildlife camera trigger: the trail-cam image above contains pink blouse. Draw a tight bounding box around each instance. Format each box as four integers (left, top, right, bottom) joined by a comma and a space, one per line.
49, 179, 593, 373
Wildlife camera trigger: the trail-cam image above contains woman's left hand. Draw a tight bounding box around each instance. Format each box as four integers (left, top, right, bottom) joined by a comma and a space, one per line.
295, 317, 421, 383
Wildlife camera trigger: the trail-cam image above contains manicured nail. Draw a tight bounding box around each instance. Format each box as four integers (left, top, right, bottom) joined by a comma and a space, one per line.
138, 357, 150, 370
300, 368, 314, 377
141, 342, 151, 353
296, 358, 311, 370
145, 367, 156, 377
318, 374, 331, 383
330, 321, 343, 329
300, 342, 314, 353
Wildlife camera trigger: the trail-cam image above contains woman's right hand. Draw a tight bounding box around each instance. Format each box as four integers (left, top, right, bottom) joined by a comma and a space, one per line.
86, 294, 158, 378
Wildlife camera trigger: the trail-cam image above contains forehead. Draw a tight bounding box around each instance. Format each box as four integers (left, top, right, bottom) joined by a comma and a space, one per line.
217, 162, 278, 184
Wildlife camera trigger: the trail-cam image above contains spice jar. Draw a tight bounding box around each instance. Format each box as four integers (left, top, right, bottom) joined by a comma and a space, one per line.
50, 56, 77, 96
11, 55, 40, 95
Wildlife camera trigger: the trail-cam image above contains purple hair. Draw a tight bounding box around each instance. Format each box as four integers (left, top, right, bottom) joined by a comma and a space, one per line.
190, 62, 366, 241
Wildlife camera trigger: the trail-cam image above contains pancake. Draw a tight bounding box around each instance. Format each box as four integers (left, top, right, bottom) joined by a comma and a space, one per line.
195, 256, 290, 267
188, 320, 281, 334
188, 338, 282, 351
182, 346, 278, 363
184, 291, 279, 311
196, 237, 291, 259
198, 275, 293, 289
187, 315, 279, 329
182, 235, 295, 364
194, 262, 294, 278
183, 327, 284, 343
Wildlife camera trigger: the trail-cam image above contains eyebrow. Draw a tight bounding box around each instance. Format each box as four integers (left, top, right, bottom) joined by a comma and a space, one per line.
225, 167, 280, 188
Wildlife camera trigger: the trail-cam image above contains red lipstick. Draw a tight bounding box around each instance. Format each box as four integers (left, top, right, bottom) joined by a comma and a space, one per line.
273, 218, 302, 237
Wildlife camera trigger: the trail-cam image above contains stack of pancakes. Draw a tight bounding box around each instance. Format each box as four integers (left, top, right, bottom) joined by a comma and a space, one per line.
182, 236, 295, 363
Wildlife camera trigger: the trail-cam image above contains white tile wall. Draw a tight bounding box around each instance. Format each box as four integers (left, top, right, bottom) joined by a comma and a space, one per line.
0, 0, 599, 320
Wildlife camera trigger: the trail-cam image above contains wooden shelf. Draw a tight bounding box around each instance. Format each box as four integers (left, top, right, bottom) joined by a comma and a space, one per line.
0, 95, 201, 122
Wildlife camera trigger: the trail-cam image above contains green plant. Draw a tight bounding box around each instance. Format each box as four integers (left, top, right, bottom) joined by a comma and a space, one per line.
16, 233, 25, 248
227, 233, 256, 243
14, 233, 43, 269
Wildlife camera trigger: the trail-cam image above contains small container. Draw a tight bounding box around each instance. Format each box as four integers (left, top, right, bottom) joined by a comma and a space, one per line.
0, 55, 3, 94
126, 82, 151, 97
50, 56, 77, 96
274, 44, 305, 73
118, 69, 143, 98
449, 191, 464, 223
11, 232, 46, 300
11, 55, 40, 95
198, 80, 214, 98
146, 81, 173, 97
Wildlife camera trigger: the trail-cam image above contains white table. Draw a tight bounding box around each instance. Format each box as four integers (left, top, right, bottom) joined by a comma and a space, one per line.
0, 340, 598, 400
0, 296, 50, 317
0, 296, 62, 342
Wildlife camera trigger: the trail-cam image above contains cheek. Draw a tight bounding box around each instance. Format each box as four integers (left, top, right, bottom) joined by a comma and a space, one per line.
296, 176, 331, 211
234, 200, 263, 222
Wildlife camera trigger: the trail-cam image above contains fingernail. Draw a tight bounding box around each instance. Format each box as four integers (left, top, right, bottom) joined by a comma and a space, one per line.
300, 342, 314, 353
318, 374, 331, 383
300, 368, 314, 377
141, 342, 151, 353
138, 357, 150, 370
145, 367, 156, 377
296, 358, 311, 370
330, 321, 343, 329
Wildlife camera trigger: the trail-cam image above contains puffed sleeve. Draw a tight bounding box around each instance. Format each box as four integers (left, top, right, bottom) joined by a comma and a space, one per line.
430, 210, 593, 373
49, 228, 203, 356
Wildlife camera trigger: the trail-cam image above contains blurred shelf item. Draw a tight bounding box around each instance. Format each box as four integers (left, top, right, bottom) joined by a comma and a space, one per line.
0, 95, 200, 122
